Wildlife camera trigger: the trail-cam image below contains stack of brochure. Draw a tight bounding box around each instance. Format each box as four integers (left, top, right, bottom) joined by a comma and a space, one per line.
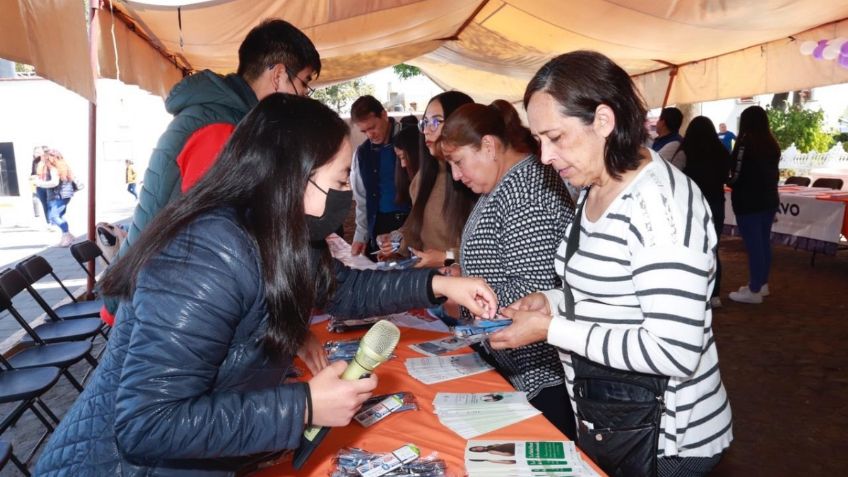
465, 440, 600, 477
404, 353, 493, 384
432, 392, 541, 439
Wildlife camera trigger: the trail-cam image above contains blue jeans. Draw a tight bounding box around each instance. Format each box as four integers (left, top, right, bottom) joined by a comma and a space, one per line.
736, 208, 776, 293
47, 198, 71, 233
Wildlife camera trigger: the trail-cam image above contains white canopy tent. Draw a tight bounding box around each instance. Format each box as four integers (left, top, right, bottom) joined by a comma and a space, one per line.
4, 0, 848, 107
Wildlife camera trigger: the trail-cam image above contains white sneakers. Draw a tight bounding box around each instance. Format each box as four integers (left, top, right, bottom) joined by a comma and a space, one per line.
728, 284, 770, 304
58, 233, 74, 248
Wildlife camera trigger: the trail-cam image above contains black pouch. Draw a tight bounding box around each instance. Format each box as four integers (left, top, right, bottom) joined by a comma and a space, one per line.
572, 354, 667, 477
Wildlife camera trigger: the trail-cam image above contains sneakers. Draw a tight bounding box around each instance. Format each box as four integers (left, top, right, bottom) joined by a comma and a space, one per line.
729, 286, 763, 304
58, 233, 74, 248
710, 297, 723, 308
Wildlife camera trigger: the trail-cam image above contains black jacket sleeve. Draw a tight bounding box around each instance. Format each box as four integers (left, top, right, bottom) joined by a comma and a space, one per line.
325, 259, 443, 318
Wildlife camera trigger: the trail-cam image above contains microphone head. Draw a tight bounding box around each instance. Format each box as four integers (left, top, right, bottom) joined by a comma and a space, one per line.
355, 320, 401, 372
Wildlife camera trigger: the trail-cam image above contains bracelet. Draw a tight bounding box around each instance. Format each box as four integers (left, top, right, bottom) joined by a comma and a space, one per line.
304, 383, 313, 427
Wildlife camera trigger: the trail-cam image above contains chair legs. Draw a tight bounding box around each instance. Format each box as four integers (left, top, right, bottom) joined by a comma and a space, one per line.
62, 369, 85, 392
10, 450, 32, 476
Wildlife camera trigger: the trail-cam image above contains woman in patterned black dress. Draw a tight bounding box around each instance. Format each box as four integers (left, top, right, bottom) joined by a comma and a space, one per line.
440, 100, 577, 438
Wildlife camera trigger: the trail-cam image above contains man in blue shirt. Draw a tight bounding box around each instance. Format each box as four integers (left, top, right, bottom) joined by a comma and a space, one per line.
350, 95, 410, 258
718, 122, 737, 152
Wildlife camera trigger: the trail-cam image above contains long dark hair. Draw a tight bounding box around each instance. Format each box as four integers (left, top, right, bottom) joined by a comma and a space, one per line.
524, 51, 647, 180
441, 100, 538, 156
405, 91, 476, 247
735, 105, 780, 158
681, 116, 731, 199
393, 125, 421, 204
100, 94, 348, 357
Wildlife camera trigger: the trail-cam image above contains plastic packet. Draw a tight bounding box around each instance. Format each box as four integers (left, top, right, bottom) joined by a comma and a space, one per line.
330, 447, 447, 477
354, 392, 418, 427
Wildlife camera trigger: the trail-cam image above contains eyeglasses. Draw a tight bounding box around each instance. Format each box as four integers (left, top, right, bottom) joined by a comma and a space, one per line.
418, 116, 444, 132
286, 68, 315, 97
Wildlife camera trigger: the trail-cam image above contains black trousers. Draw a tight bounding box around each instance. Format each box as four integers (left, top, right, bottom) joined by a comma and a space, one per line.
365, 211, 409, 259
529, 383, 577, 440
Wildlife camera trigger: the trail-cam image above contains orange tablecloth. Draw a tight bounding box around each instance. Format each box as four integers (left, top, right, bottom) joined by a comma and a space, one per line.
253, 324, 606, 477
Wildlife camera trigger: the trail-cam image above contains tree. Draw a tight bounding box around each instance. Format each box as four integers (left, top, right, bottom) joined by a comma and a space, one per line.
392, 64, 422, 80
312, 79, 375, 114
766, 102, 833, 153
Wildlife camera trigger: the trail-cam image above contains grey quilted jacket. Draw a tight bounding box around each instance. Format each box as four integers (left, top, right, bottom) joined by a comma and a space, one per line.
34, 208, 439, 476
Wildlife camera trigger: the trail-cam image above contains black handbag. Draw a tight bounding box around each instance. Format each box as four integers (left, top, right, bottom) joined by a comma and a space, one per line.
563, 194, 668, 477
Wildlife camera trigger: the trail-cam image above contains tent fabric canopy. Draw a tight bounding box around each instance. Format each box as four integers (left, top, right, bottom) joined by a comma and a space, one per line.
3, 0, 848, 107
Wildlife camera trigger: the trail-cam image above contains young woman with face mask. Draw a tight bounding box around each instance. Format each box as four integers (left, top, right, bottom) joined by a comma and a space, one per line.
35, 94, 497, 476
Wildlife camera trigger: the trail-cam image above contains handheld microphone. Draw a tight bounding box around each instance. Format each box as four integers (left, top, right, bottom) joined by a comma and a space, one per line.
292, 320, 401, 469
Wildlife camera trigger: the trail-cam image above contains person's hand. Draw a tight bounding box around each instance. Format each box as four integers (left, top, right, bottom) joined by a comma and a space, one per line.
409, 247, 447, 268
297, 330, 329, 375
503, 292, 551, 316
376, 233, 398, 255
350, 241, 366, 256
432, 275, 497, 318
308, 361, 378, 427
488, 310, 552, 350
439, 264, 462, 277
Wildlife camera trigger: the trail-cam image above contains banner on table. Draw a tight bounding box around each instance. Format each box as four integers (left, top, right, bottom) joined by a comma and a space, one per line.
725, 191, 845, 243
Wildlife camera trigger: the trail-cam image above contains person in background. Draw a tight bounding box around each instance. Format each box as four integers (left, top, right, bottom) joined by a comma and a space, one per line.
392, 125, 422, 213
440, 100, 576, 438
30, 145, 50, 223
681, 116, 732, 308
399, 114, 419, 128
103, 18, 321, 325
727, 106, 780, 304
652, 106, 685, 169
35, 148, 77, 247
35, 94, 498, 477
349, 95, 409, 258
492, 50, 732, 476
378, 91, 477, 268
125, 159, 138, 200
718, 122, 737, 152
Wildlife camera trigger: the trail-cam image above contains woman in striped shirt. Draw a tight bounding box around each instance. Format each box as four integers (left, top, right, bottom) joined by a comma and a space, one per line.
490, 51, 732, 476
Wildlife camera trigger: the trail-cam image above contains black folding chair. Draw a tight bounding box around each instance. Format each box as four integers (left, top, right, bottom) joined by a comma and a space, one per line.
811, 177, 844, 190
70, 240, 109, 283
784, 176, 811, 186
0, 268, 105, 345
0, 356, 60, 470
1, 439, 31, 476
1, 288, 95, 392
15, 255, 101, 320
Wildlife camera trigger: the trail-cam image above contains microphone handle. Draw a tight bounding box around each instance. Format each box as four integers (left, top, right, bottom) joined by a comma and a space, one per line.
292, 359, 372, 469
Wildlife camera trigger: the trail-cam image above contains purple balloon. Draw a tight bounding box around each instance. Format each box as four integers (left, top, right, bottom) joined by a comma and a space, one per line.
840, 54, 848, 69
842, 41, 848, 56
813, 40, 828, 59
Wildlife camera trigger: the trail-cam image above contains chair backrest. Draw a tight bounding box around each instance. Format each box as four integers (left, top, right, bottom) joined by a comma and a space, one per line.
15, 255, 53, 283
70, 240, 109, 280
811, 177, 844, 190
784, 176, 811, 187
70, 240, 107, 265
0, 268, 30, 304
15, 255, 77, 303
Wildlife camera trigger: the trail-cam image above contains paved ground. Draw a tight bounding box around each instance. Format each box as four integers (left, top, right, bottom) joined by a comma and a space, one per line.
1, 215, 846, 475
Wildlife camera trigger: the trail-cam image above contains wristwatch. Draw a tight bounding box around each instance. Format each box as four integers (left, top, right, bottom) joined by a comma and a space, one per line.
444, 249, 455, 267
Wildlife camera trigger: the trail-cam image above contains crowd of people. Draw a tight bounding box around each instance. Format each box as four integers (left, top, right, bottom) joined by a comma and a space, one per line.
29, 16, 798, 477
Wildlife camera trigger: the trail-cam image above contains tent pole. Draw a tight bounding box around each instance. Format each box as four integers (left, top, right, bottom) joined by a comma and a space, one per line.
661, 65, 678, 109
86, 1, 101, 299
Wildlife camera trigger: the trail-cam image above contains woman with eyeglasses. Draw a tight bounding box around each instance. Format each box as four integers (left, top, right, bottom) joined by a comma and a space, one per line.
378, 91, 478, 270
35, 94, 498, 476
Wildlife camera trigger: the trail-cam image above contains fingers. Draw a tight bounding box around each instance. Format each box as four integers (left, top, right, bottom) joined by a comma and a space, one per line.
499, 307, 516, 319
352, 373, 379, 393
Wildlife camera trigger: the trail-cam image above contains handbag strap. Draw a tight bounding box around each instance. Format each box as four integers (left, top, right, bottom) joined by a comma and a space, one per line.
562, 191, 586, 321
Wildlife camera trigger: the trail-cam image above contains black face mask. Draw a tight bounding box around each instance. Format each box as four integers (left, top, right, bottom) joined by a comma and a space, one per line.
306, 180, 353, 241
